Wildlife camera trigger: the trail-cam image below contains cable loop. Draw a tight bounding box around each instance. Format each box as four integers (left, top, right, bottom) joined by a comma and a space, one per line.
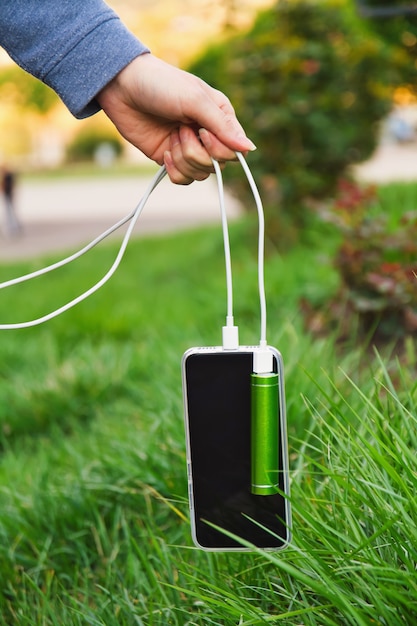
0, 166, 167, 329
0, 153, 267, 344
212, 152, 267, 346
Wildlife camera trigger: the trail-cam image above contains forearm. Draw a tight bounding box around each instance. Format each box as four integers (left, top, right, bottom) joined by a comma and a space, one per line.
0, 0, 149, 118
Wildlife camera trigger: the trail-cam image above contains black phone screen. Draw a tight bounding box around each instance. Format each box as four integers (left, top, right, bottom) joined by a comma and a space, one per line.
183, 349, 290, 550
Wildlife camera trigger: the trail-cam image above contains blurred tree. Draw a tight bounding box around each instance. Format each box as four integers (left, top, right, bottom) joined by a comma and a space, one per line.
190, 0, 412, 245
66, 125, 123, 163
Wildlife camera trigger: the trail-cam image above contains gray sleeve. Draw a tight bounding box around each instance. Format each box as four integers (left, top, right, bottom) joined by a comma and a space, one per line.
0, 0, 149, 119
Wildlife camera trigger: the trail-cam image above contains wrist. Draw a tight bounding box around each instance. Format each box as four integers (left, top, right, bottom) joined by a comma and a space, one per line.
97, 51, 151, 109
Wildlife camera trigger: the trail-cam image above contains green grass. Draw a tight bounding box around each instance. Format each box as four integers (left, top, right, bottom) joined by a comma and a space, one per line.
0, 211, 416, 624
374, 180, 417, 229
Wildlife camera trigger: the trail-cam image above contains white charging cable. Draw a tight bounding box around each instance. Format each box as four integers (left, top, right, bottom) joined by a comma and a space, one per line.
0, 166, 167, 292
212, 152, 271, 372
236, 152, 273, 374
235, 152, 267, 349
0, 152, 270, 363
0, 166, 167, 329
212, 158, 239, 350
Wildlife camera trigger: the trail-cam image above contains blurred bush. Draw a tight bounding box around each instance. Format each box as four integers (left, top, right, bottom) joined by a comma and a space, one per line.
66, 126, 123, 163
314, 179, 417, 341
189, 0, 410, 244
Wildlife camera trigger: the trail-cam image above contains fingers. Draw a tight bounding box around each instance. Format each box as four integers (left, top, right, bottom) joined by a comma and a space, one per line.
163, 126, 215, 185
163, 124, 249, 185
198, 128, 240, 161
164, 150, 194, 185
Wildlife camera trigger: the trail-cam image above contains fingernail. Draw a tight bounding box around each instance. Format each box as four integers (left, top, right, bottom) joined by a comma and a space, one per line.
198, 128, 210, 145
164, 150, 173, 168
241, 136, 257, 151
170, 130, 180, 148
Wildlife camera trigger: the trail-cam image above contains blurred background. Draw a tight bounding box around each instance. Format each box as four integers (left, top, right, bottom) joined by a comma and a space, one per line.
2, 0, 417, 267
0, 0, 272, 170
1, 0, 416, 174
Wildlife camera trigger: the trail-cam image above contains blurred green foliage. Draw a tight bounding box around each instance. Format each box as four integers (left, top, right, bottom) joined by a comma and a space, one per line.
66, 127, 123, 162
0, 65, 57, 113
190, 0, 411, 244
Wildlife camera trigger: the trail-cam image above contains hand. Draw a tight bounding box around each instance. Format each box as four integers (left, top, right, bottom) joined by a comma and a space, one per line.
97, 53, 256, 184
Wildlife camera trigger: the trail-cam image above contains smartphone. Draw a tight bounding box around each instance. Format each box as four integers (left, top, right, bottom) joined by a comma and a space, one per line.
182, 346, 291, 551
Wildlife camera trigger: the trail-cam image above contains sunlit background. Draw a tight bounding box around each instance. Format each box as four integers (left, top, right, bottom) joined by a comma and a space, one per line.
1, 0, 417, 178
0, 0, 273, 169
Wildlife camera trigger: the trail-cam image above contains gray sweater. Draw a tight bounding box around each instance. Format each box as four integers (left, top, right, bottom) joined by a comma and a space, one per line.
0, 0, 149, 118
